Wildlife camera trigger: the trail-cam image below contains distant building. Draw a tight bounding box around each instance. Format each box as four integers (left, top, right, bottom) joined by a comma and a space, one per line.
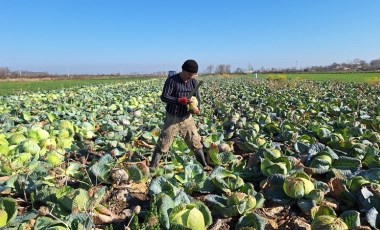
168, 71, 176, 77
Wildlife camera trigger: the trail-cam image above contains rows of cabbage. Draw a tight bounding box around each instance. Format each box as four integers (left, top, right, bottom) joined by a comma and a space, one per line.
0, 77, 380, 229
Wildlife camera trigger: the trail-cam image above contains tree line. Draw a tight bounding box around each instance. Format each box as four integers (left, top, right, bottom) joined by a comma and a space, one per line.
204, 58, 380, 74
1, 58, 380, 78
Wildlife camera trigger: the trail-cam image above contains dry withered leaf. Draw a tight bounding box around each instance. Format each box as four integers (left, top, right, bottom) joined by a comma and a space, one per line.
127, 182, 148, 194
133, 140, 154, 149
293, 217, 311, 230
0, 176, 11, 182
329, 177, 347, 198
92, 204, 122, 225
38, 206, 49, 216
23, 218, 36, 230
262, 206, 285, 218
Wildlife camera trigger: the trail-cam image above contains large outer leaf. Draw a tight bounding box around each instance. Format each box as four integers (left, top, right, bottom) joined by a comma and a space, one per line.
0, 197, 17, 224
3, 210, 38, 229
193, 201, 212, 227
204, 194, 250, 217
173, 191, 191, 206
56, 188, 89, 212
149, 176, 179, 197
358, 184, 380, 211
332, 156, 361, 173
126, 164, 144, 182
33, 216, 68, 230
294, 141, 310, 154
211, 175, 245, 193
260, 158, 290, 176
366, 207, 380, 229
339, 210, 360, 229
89, 154, 113, 183
306, 144, 338, 166
88, 186, 106, 209
204, 194, 229, 216
65, 162, 81, 177
156, 193, 175, 230
0, 209, 7, 227
209, 166, 233, 178
208, 144, 222, 165
262, 174, 290, 204
66, 213, 93, 230
71, 189, 90, 211
361, 168, 380, 183
169, 207, 189, 228
235, 212, 266, 230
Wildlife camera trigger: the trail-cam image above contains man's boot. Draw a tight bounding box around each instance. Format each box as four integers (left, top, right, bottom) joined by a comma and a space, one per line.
150, 149, 162, 169
194, 149, 212, 170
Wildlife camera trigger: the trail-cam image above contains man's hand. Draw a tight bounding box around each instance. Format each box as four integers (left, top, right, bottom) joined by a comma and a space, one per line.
178, 97, 189, 105
191, 108, 200, 115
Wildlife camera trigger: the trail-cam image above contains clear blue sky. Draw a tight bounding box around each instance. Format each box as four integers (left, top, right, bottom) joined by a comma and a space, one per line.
1, 0, 379, 74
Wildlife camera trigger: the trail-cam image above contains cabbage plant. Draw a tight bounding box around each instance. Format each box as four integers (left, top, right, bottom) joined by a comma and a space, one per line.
154, 192, 212, 230
170, 204, 208, 230
210, 167, 245, 193
205, 191, 262, 217
311, 215, 348, 230
173, 163, 208, 194
235, 212, 266, 230
260, 157, 291, 176
283, 174, 315, 199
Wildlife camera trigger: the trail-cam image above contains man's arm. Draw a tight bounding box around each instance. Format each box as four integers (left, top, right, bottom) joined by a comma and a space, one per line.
160, 78, 179, 104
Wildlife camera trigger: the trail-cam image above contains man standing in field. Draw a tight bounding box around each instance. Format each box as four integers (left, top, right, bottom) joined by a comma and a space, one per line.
150, 59, 210, 170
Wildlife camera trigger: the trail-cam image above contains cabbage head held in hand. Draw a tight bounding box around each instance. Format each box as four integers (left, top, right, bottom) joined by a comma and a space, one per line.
187, 96, 199, 113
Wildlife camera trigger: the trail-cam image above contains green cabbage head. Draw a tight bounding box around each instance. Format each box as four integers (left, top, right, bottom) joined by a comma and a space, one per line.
311, 215, 348, 230
27, 126, 50, 142
8, 133, 26, 145
20, 139, 41, 155
283, 176, 315, 199
170, 204, 206, 230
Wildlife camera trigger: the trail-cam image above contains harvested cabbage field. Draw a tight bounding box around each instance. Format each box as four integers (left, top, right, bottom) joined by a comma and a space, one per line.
1, 76, 380, 230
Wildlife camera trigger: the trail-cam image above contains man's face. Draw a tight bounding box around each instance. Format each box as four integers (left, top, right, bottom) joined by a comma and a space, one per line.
182, 71, 197, 81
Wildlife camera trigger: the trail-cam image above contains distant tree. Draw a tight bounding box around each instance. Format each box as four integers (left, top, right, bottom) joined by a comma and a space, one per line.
370, 59, 380, 69
0, 67, 10, 77
358, 60, 368, 67
215, 65, 224, 74
225, 65, 231, 74
247, 64, 253, 73
328, 62, 339, 71
206, 65, 214, 74
353, 58, 362, 64
215, 64, 231, 74
234, 67, 244, 74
